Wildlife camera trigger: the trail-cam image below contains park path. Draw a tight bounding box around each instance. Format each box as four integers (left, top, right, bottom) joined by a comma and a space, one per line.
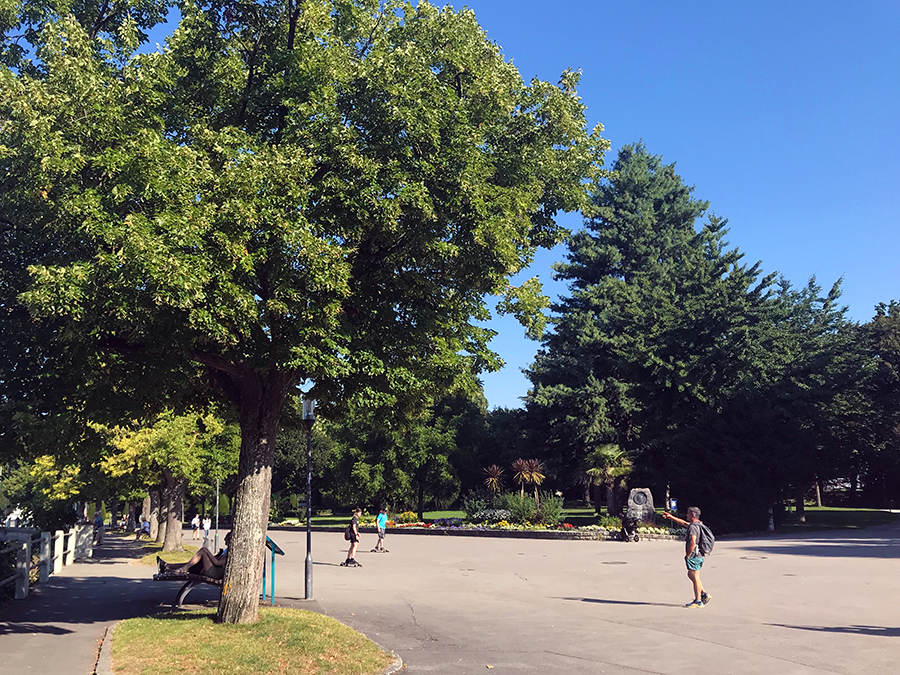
0, 534, 211, 675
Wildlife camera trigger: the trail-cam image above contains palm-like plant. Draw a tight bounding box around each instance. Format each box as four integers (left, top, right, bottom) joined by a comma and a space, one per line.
483, 464, 504, 495
584, 444, 632, 516
525, 458, 546, 506
512, 458, 529, 498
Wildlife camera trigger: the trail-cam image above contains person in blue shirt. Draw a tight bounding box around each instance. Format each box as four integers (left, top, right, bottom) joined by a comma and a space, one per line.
371, 507, 389, 553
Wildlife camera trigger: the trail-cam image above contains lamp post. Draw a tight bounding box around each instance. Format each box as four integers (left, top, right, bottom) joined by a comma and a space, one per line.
302, 397, 316, 600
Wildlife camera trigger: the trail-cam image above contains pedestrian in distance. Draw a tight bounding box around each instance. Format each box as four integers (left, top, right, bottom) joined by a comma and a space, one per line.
341, 508, 362, 567
92, 510, 104, 545
371, 507, 389, 553
202, 515, 211, 540
662, 506, 714, 608
191, 513, 201, 540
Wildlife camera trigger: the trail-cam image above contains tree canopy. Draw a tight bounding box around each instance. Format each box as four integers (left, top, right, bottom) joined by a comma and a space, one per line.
1, 0, 607, 622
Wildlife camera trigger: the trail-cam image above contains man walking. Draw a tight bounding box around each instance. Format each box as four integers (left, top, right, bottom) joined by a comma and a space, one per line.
371, 507, 389, 552
662, 506, 711, 608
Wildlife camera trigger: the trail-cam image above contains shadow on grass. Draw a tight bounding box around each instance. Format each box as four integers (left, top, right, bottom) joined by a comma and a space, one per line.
767, 623, 900, 637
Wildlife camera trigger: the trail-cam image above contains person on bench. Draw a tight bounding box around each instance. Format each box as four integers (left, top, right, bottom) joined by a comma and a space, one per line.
157, 532, 230, 579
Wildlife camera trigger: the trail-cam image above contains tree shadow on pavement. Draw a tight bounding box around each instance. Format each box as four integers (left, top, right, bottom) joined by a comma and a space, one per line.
556, 596, 682, 608
737, 539, 900, 559
0, 621, 73, 635
766, 623, 900, 637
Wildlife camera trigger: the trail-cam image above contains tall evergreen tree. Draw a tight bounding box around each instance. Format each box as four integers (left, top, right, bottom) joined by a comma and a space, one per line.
528, 143, 775, 492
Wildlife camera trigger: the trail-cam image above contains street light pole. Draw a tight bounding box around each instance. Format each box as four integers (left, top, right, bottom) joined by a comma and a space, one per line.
302, 397, 316, 600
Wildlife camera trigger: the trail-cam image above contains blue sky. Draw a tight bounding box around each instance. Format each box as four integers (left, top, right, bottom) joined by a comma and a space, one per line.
146, 2, 899, 409
462, 1, 900, 409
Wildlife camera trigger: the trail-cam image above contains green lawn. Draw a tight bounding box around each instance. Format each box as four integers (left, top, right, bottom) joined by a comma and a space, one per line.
777, 506, 900, 532
112, 607, 393, 675
136, 540, 199, 566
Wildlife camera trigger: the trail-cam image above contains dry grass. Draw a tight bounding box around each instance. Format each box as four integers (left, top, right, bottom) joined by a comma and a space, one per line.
112, 607, 393, 675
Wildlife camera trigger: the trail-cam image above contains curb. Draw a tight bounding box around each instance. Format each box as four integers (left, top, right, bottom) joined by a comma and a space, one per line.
379, 651, 404, 674
94, 622, 115, 675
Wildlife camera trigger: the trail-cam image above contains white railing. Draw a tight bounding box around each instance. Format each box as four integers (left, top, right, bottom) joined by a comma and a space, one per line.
0, 523, 93, 600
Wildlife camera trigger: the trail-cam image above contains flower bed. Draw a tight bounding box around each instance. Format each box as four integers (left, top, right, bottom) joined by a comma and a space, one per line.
348, 520, 686, 541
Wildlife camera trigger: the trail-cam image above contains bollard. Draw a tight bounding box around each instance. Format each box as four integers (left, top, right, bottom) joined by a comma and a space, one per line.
40, 532, 50, 583
53, 530, 64, 573
63, 531, 75, 567
15, 539, 30, 600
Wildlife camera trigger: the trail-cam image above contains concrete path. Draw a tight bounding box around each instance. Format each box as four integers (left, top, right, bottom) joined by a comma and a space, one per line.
0, 535, 221, 675
271, 523, 900, 675
2, 524, 899, 674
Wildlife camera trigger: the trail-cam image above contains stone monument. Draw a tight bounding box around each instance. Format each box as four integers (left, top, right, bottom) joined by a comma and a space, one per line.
624, 488, 656, 525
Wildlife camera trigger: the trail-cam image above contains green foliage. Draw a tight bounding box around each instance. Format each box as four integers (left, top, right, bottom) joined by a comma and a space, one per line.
598, 515, 622, 530
499, 492, 537, 524
3, 460, 82, 530
527, 143, 861, 530
534, 492, 564, 525
461, 492, 489, 522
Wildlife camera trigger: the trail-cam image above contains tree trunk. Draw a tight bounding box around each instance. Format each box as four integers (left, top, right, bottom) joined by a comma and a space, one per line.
156, 489, 168, 545
417, 483, 424, 522
795, 486, 806, 523
605, 482, 617, 516
582, 480, 591, 506
162, 471, 186, 552
815, 479, 823, 507
217, 370, 289, 625
534, 485, 540, 508
149, 489, 160, 539
109, 499, 119, 529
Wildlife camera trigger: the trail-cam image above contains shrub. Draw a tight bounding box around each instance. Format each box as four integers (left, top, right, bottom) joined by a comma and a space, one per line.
462, 493, 489, 522
397, 511, 418, 524
500, 492, 536, 524
473, 508, 511, 524
534, 492, 563, 526
599, 515, 621, 529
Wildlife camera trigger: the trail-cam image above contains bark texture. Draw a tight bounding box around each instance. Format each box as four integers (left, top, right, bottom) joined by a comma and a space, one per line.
216, 369, 289, 624
162, 471, 186, 552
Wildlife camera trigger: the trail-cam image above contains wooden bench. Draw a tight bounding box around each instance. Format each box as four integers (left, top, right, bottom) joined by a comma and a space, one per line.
152, 572, 223, 608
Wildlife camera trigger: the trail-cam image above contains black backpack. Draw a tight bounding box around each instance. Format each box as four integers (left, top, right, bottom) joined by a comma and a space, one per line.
344, 523, 353, 541
697, 522, 715, 555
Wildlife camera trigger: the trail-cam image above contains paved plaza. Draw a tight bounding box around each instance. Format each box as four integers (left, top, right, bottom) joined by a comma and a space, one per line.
276, 524, 900, 675
2, 523, 899, 674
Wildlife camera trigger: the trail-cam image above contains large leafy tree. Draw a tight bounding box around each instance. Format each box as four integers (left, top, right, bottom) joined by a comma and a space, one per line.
1, 0, 606, 622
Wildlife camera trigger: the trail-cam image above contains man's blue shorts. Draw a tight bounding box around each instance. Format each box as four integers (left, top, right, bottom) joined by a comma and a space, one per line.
685, 555, 704, 571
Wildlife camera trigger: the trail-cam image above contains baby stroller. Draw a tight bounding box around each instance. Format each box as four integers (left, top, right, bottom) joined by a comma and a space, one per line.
619, 514, 639, 542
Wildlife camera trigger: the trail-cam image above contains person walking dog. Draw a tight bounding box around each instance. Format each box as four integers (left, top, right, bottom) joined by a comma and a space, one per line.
662, 506, 714, 608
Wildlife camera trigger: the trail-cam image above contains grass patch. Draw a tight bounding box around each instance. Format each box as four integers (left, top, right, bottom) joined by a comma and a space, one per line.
112, 607, 393, 675
136, 540, 199, 566
778, 507, 900, 532
561, 508, 599, 527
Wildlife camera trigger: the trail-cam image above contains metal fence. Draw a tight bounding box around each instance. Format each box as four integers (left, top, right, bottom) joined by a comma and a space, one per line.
0, 524, 94, 600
